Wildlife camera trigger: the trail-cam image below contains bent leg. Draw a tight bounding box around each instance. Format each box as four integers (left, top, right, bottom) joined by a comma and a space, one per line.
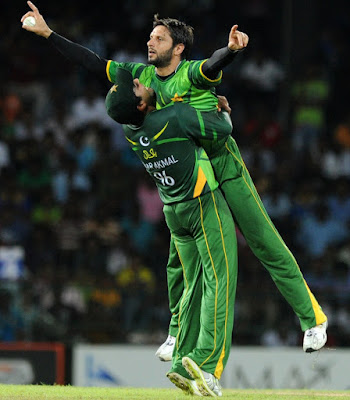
220, 138, 327, 330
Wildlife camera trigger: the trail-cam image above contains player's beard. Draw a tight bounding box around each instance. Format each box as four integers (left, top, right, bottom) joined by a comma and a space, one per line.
149, 46, 174, 68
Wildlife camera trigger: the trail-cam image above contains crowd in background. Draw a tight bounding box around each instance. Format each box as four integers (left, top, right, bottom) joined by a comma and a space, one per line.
0, 0, 350, 348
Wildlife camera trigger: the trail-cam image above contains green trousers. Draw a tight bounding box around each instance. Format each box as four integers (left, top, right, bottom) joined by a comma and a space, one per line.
167, 137, 327, 340
163, 189, 238, 379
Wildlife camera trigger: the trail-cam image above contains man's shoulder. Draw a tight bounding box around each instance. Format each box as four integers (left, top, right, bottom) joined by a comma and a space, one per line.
107, 61, 153, 81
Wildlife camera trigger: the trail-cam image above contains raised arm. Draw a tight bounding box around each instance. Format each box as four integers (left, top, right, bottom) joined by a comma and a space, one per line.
21, 1, 107, 76
202, 24, 249, 79
21, 1, 52, 37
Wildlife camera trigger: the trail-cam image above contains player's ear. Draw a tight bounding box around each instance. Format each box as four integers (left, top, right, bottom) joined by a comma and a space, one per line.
137, 100, 148, 113
174, 43, 185, 57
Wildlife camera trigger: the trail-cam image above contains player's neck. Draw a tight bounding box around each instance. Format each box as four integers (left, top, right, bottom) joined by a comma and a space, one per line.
155, 58, 182, 77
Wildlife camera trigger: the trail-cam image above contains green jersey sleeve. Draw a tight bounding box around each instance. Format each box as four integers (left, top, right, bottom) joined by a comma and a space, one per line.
106, 60, 147, 82
188, 60, 222, 89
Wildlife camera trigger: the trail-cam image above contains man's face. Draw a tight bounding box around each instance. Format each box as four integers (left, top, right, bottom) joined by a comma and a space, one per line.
133, 79, 155, 106
147, 25, 174, 68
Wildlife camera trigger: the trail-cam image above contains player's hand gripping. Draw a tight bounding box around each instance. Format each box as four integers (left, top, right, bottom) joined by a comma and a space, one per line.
228, 25, 249, 51
217, 95, 231, 114
21, 1, 53, 38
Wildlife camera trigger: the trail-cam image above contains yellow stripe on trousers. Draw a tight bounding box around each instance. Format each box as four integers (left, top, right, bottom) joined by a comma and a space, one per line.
174, 238, 190, 359
211, 192, 230, 379
224, 140, 326, 326
198, 193, 230, 378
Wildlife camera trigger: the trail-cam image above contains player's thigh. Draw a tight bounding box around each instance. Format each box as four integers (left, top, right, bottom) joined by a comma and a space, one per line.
193, 190, 237, 283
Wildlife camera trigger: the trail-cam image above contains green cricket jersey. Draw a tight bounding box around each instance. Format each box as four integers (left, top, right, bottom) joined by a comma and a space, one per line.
120, 103, 232, 204
106, 60, 222, 111
106, 60, 232, 156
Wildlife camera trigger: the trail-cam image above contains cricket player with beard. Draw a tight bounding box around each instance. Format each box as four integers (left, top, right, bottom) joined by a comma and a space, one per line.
21, 0, 328, 372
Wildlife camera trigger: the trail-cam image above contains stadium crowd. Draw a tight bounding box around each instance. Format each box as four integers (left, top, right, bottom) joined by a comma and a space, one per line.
0, 0, 350, 347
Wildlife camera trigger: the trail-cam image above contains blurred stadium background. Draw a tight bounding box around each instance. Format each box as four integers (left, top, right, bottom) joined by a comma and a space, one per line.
1, 0, 350, 387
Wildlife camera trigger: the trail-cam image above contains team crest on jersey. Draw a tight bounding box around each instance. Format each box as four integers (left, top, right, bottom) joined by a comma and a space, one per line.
139, 136, 150, 146
125, 121, 169, 152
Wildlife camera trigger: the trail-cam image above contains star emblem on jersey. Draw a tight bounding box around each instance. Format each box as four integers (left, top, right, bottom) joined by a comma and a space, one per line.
171, 93, 184, 102
110, 85, 118, 93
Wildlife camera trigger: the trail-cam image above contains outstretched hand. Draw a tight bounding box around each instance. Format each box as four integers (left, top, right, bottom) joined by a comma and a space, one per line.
228, 25, 249, 51
21, 1, 52, 38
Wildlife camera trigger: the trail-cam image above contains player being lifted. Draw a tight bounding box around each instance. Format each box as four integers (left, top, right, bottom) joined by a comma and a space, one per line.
106, 69, 238, 396
21, 0, 328, 362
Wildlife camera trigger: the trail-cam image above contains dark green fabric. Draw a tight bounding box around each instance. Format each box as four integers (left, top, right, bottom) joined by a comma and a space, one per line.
122, 104, 223, 204
105, 68, 143, 125
168, 136, 327, 335
164, 190, 237, 378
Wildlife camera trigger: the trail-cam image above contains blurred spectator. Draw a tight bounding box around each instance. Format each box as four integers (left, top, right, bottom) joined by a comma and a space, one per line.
0, 205, 31, 245
31, 192, 62, 227
242, 103, 282, 148
121, 200, 156, 255
297, 201, 348, 258
85, 273, 122, 342
52, 154, 91, 204
0, 138, 10, 170
261, 180, 292, 223
240, 44, 284, 111
55, 201, 83, 271
261, 322, 298, 347
60, 275, 87, 327
0, 290, 25, 341
17, 154, 52, 202
67, 84, 112, 130
111, 39, 147, 64
319, 139, 350, 180
0, 237, 26, 281
117, 254, 155, 334
333, 111, 350, 149
106, 233, 131, 276
1, 92, 22, 124
290, 62, 330, 154
326, 179, 350, 223
76, 234, 107, 274
66, 128, 97, 172
136, 174, 164, 226
25, 229, 56, 275
11, 107, 45, 141
302, 254, 333, 290
83, 206, 121, 249
41, 101, 72, 147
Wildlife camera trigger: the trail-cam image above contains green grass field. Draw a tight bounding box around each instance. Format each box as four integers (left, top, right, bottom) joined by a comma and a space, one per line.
0, 385, 349, 400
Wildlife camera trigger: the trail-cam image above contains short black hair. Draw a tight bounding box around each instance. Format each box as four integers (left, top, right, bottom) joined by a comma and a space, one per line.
153, 14, 194, 60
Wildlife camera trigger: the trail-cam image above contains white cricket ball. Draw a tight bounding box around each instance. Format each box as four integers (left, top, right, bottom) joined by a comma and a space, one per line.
23, 16, 36, 27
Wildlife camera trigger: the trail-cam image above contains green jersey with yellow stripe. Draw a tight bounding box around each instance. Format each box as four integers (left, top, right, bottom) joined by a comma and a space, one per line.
120, 103, 232, 204
106, 60, 222, 111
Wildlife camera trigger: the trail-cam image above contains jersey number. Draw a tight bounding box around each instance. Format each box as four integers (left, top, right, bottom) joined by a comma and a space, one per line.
153, 170, 175, 186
